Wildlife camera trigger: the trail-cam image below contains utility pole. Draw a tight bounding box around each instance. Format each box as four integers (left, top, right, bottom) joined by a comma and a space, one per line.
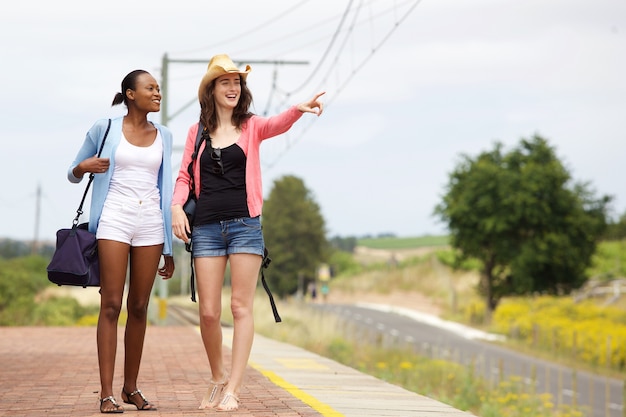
160, 53, 309, 127
31, 183, 41, 255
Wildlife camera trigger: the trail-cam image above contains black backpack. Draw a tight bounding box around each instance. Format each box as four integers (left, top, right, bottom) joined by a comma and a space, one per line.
184, 123, 281, 322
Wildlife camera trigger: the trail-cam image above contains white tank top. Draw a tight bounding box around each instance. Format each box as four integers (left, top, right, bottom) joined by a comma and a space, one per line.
107, 131, 163, 206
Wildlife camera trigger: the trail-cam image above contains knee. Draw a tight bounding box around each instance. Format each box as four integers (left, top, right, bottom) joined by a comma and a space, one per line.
100, 301, 122, 322
230, 300, 252, 322
126, 300, 149, 320
199, 308, 221, 328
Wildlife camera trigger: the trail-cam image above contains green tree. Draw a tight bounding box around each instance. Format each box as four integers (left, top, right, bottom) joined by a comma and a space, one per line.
603, 211, 626, 240
0, 239, 32, 258
262, 175, 328, 297
434, 135, 610, 318
329, 235, 358, 253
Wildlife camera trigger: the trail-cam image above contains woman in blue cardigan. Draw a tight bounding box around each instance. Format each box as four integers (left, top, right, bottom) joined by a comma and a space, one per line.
68, 70, 174, 413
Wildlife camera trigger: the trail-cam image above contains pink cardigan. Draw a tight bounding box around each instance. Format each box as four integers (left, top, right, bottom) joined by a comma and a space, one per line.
172, 106, 303, 218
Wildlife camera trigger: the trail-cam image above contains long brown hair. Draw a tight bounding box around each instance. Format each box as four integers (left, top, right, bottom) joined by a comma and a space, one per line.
199, 75, 253, 133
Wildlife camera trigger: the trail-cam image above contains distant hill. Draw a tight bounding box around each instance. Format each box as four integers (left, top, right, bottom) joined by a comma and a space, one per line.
353, 235, 450, 265
357, 235, 449, 250
0, 238, 54, 259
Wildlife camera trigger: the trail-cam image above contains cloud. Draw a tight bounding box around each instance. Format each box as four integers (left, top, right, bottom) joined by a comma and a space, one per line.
2, 0, 626, 241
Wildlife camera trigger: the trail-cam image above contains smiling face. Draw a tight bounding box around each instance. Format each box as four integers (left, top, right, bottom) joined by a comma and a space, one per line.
213, 73, 242, 110
127, 73, 161, 113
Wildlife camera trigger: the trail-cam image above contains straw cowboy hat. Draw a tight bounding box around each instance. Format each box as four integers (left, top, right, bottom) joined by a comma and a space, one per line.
198, 54, 251, 100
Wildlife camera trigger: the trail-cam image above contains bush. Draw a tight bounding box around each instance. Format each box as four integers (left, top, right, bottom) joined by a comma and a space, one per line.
32, 297, 84, 326
492, 296, 626, 370
0, 255, 99, 326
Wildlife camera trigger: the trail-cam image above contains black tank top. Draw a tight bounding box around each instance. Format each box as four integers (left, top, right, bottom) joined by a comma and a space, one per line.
194, 143, 249, 224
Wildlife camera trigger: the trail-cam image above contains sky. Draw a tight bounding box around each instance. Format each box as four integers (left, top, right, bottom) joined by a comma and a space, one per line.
1, 0, 625, 243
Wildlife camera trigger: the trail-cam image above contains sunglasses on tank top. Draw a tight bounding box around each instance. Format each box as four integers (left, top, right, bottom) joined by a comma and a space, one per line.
210, 146, 224, 175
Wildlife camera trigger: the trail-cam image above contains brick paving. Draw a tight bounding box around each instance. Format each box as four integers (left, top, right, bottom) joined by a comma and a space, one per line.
0, 324, 476, 417
0, 326, 323, 417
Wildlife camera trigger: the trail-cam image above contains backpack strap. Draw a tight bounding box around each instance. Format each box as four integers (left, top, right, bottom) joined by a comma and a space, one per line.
187, 123, 206, 302
189, 254, 196, 302
261, 248, 281, 322
187, 123, 206, 192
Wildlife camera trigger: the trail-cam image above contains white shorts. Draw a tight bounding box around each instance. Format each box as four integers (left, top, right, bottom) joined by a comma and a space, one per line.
96, 197, 164, 247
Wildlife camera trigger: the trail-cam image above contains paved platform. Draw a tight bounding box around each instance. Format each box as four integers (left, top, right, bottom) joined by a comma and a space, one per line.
0, 325, 476, 417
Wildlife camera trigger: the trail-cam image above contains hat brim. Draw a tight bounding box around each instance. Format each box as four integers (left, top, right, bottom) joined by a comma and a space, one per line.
198, 65, 251, 100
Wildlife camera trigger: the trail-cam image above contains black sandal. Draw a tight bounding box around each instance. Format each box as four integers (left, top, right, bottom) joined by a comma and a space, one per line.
121, 389, 157, 411
100, 396, 124, 414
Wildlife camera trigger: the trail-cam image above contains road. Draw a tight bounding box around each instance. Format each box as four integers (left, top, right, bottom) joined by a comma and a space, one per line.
312, 302, 624, 417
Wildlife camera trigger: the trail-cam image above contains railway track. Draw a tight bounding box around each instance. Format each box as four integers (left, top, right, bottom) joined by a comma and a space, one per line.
164, 303, 201, 326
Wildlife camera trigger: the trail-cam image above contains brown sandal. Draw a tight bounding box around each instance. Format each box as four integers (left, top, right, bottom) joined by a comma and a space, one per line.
100, 396, 124, 414
121, 389, 157, 411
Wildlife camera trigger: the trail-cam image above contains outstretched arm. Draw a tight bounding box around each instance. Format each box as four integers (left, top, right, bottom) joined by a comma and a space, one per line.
297, 92, 325, 116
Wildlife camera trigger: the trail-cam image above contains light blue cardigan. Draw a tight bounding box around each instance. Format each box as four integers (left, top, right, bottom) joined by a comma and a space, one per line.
67, 116, 174, 256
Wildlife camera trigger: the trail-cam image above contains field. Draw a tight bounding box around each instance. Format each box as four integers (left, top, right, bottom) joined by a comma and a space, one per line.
357, 235, 450, 249
248, 235, 626, 417
334, 236, 626, 375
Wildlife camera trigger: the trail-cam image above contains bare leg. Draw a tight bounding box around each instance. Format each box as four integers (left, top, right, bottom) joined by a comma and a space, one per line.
195, 255, 229, 409
121, 244, 162, 410
217, 253, 262, 411
96, 239, 129, 413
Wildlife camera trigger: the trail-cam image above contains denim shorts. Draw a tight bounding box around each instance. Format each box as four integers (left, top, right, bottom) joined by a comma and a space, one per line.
192, 216, 264, 257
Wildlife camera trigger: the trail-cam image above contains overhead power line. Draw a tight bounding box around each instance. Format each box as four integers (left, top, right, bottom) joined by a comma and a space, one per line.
262, 0, 423, 170
285, 0, 355, 95
159, 0, 423, 171
173, 0, 312, 56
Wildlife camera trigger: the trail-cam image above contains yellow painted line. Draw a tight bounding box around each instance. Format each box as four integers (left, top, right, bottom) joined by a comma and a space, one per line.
249, 361, 345, 417
191, 327, 343, 416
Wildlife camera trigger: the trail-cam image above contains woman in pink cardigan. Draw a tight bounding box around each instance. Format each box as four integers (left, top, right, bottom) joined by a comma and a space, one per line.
171, 54, 324, 412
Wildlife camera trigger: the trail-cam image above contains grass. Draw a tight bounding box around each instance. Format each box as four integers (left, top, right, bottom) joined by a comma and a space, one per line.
330, 248, 482, 320
251, 236, 626, 416
357, 235, 450, 249
251, 297, 587, 417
